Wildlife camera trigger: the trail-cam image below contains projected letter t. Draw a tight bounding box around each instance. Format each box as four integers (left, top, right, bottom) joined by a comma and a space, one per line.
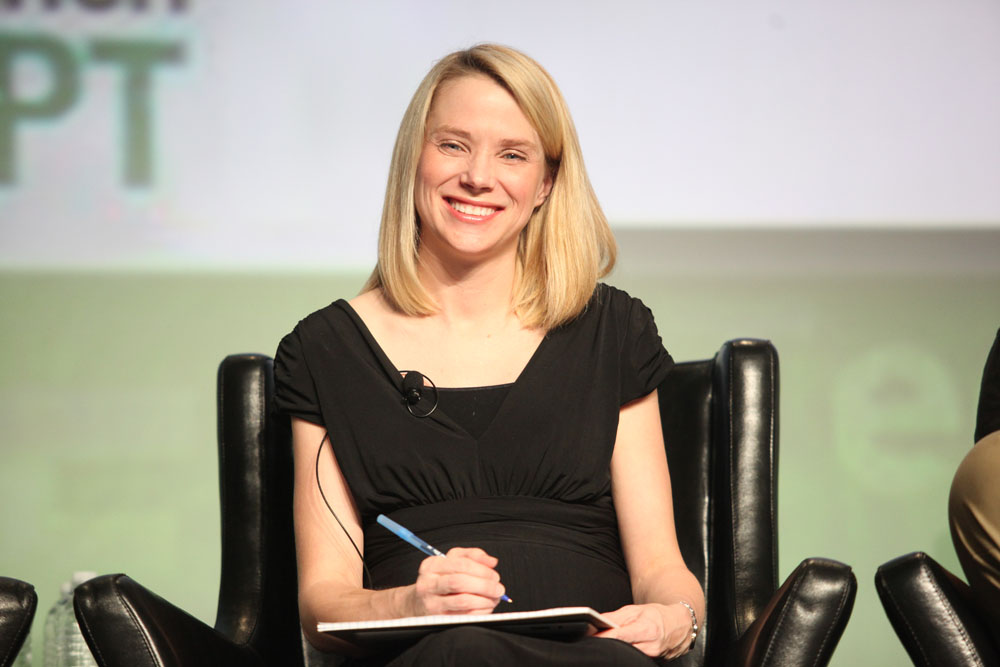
91, 38, 183, 186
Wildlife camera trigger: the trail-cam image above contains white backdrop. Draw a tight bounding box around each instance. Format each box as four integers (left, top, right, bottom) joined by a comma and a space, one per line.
2, 0, 999, 269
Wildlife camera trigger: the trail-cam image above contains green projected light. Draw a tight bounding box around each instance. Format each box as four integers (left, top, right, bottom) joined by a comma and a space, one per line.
833, 343, 961, 497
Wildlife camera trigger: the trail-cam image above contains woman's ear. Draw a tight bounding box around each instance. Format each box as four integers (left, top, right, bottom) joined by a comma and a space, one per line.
535, 170, 554, 208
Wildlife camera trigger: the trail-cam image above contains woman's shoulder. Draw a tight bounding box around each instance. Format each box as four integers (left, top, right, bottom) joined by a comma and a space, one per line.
278, 290, 391, 359
588, 283, 658, 322
273, 299, 360, 419
286, 295, 371, 335
594, 282, 633, 301
345, 289, 390, 327
276, 299, 359, 360
555, 283, 663, 347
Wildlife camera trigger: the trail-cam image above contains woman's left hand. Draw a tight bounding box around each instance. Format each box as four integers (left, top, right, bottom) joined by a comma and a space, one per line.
594, 603, 694, 659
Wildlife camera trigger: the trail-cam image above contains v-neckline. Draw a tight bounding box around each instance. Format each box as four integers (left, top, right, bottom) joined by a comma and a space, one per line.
334, 299, 552, 440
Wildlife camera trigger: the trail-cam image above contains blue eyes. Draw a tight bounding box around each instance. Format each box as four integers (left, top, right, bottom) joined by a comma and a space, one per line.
437, 142, 528, 162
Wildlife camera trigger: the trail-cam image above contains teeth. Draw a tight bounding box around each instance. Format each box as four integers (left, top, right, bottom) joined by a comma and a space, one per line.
450, 199, 497, 217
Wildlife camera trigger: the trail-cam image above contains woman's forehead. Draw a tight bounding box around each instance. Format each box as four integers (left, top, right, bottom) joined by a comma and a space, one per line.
425, 75, 540, 143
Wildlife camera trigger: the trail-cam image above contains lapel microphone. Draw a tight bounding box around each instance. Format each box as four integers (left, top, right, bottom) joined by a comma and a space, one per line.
400, 370, 438, 417
402, 371, 424, 405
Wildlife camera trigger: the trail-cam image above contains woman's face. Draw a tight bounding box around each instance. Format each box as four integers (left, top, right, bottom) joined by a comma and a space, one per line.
414, 74, 552, 269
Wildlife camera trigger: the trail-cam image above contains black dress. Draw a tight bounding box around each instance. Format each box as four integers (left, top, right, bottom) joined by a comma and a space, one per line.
275, 284, 674, 666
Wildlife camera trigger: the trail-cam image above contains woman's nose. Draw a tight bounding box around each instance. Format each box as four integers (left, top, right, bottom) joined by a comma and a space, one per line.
460, 153, 495, 192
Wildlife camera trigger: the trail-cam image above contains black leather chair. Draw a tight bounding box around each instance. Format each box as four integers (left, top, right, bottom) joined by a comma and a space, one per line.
74, 340, 857, 666
74, 354, 299, 667
875, 552, 998, 666
0, 577, 36, 667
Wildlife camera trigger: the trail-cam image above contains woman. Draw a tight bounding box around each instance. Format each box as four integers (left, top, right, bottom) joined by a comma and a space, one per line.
275, 44, 704, 665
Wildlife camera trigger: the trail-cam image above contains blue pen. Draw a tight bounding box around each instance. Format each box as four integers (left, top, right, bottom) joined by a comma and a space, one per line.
376, 514, 513, 603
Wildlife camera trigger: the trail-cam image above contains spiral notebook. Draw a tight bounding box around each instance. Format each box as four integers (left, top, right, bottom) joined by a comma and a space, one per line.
318, 606, 615, 645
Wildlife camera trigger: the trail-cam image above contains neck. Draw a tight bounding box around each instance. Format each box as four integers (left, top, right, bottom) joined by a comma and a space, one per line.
416, 250, 519, 327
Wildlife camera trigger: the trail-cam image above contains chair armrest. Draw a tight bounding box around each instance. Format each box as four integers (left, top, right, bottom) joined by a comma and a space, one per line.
73, 574, 264, 667
0, 577, 36, 667
729, 558, 857, 667
875, 552, 1000, 667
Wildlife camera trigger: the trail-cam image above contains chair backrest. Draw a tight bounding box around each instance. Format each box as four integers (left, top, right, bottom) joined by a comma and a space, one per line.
0, 577, 37, 667
215, 355, 302, 666
658, 339, 779, 666
214, 339, 780, 666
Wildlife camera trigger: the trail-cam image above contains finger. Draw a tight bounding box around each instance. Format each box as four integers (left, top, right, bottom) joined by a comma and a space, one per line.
413, 590, 497, 617
594, 630, 660, 658
594, 608, 670, 658
445, 546, 499, 567
594, 618, 657, 648
421, 552, 502, 583
593, 627, 637, 643
595, 606, 641, 628
415, 559, 505, 599
433, 572, 506, 599
436, 592, 503, 614
627, 641, 661, 658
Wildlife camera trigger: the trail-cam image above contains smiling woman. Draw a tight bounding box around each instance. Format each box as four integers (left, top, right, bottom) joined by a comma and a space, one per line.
365, 45, 615, 332
413, 74, 552, 277
274, 44, 704, 666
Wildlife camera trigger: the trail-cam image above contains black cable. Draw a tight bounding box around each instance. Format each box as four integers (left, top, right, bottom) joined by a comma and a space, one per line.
314, 432, 373, 589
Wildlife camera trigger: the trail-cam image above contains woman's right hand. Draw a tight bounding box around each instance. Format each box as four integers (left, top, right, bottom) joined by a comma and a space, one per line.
408, 547, 507, 615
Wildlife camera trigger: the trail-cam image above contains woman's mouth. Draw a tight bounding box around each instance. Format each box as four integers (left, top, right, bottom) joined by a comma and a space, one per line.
447, 198, 501, 220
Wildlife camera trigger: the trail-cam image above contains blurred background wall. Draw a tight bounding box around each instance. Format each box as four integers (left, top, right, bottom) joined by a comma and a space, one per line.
1, 2, 998, 664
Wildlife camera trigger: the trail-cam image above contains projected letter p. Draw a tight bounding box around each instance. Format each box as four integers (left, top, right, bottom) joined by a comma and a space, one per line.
0, 33, 79, 184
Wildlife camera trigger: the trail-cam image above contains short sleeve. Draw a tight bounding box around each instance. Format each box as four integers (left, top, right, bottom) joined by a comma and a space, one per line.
273, 328, 324, 425
619, 295, 674, 405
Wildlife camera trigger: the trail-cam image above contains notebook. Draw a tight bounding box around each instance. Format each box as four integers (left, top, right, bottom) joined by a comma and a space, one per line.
318, 606, 616, 646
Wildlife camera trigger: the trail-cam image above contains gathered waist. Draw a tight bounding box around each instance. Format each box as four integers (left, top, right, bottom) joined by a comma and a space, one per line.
364, 495, 626, 575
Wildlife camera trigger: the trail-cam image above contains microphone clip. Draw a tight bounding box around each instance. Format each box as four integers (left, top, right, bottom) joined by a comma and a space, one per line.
400, 370, 438, 418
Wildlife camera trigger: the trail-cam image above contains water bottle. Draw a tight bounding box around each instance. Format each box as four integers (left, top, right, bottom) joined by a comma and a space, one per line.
42, 582, 69, 667
43, 572, 98, 667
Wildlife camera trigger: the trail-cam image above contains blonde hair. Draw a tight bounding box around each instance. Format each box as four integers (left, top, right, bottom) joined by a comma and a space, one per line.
364, 44, 616, 330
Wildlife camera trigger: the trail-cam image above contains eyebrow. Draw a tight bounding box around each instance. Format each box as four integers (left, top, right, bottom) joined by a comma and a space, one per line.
428, 125, 540, 153
428, 125, 472, 140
